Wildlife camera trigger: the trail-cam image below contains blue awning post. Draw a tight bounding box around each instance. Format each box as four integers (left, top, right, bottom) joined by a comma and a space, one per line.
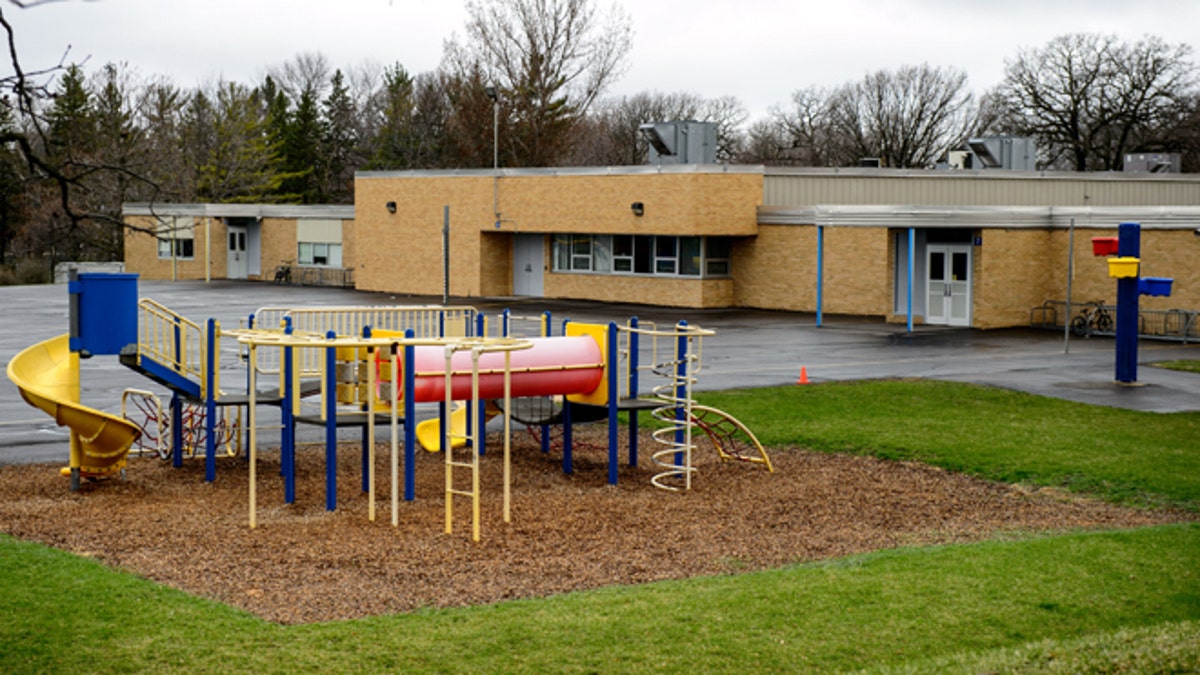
815, 226, 824, 327
907, 228, 915, 334
1115, 222, 1141, 383
325, 330, 338, 511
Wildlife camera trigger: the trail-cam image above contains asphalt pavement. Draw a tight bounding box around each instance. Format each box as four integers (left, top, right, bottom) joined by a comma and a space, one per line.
4, 279, 1199, 466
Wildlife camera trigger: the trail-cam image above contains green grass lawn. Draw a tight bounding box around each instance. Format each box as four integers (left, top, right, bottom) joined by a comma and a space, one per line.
697, 380, 1200, 510
1155, 359, 1200, 374
2, 380, 1198, 673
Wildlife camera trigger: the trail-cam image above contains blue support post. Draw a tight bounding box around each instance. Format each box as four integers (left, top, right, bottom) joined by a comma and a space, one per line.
204, 318, 218, 483
475, 313, 487, 457
540, 310, 551, 454
1115, 222, 1141, 384
282, 319, 296, 503
561, 318, 573, 473
816, 225, 824, 327
907, 228, 915, 334
674, 321, 688, 469
607, 322, 619, 485
361, 326, 372, 494
628, 316, 640, 466
403, 330, 416, 501
325, 330, 338, 511
170, 393, 184, 468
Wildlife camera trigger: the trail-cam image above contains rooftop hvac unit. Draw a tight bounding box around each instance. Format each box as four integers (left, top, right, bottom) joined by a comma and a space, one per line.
966, 136, 1037, 171
1123, 153, 1180, 173
639, 121, 717, 165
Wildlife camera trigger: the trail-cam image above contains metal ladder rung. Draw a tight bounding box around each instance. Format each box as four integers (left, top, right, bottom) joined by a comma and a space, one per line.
446, 459, 475, 469
447, 488, 476, 498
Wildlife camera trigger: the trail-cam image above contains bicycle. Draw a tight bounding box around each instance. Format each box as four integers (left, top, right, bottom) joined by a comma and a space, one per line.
273, 260, 293, 284
1070, 300, 1114, 337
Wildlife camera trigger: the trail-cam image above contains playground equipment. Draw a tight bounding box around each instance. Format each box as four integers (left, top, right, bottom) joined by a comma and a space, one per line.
1090, 222, 1174, 384
6, 273, 142, 489
7, 273, 772, 541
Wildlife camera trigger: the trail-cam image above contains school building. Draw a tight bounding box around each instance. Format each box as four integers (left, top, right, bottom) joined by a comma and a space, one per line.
124, 164, 1200, 330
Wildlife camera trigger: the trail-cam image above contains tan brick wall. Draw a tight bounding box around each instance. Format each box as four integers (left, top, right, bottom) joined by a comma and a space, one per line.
823, 227, 891, 316
732, 225, 816, 311
973, 229, 1058, 329
545, 271, 732, 308
259, 218, 297, 279
123, 215, 226, 281
354, 171, 762, 298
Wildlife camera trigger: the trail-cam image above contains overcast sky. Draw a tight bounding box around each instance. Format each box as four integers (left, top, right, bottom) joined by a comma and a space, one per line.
6, 0, 1199, 121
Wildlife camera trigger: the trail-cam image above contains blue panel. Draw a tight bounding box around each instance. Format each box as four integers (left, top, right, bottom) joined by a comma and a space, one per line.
76, 273, 139, 356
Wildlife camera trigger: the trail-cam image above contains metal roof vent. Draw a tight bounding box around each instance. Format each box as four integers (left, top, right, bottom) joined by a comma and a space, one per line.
966, 136, 1037, 171
639, 121, 717, 165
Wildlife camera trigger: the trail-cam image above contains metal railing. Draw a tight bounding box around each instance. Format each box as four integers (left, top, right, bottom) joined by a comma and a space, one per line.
138, 298, 206, 388
246, 305, 479, 376
1031, 300, 1199, 342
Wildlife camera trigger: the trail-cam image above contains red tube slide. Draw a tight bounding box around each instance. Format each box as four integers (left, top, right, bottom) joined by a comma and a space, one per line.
406, 336, 602, 402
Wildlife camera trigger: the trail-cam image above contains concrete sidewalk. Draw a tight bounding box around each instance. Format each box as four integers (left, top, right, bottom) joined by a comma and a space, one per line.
4, 279, 1199, 466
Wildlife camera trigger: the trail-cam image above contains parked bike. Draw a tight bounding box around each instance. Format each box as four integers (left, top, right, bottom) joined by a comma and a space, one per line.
1070, 300, 1114, 336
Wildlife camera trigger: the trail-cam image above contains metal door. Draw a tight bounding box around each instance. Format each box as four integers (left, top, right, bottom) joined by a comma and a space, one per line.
512, 234, 544, 297
926, 244, 971, 326
227, 224, 248, 279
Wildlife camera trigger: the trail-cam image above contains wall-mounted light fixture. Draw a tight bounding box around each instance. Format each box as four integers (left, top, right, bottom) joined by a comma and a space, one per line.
386, 201, 397, 214
630, 201, 644, 217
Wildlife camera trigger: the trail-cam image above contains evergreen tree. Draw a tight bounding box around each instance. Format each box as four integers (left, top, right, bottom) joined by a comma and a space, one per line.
321, 69, 357, 203
369, 64, 416, 170
46, 64, 96, 164
278, 84, 321, 202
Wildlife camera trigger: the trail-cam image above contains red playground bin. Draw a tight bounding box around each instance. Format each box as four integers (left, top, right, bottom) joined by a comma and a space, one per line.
1091, 237, 1119, 256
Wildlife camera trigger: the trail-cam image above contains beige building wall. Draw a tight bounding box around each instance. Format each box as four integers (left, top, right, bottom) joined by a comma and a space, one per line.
123, 215, 228, 281
732, 225, 816, 311
355, 168, 762, 300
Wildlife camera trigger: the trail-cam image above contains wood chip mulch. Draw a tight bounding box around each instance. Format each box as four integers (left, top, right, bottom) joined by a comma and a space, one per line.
0, 427, 1188, 625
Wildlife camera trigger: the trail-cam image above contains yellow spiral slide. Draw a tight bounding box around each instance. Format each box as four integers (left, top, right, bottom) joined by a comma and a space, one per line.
7, 334, 140, 484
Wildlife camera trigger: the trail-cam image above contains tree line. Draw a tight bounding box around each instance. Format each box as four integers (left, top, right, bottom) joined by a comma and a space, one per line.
2, 0, 1198, 279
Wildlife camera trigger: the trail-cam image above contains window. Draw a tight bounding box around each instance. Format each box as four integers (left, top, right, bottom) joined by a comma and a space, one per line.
654, 237, 677, 274
705, 237, 731, 276
298, 242, 342, 267
156, 217, 195, 260
555, 234, 731, 278
296, 218, 344, 267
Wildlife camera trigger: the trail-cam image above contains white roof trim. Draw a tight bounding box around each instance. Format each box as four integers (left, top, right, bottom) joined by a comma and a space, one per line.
758, 205, 1200, 229
122, 203, 355, 219
356, 164, 764, 180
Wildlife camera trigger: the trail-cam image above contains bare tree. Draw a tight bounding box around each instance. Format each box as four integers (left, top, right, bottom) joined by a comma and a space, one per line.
992, 33, 1197, 170
443, 0, 633, 167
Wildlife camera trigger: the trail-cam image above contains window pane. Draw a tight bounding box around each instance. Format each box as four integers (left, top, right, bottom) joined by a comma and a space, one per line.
633, 236, 653, 274
298, 242, 313, 265
706, 237, 731, 259
593, 235, 611, 273
313, 243, 328, 265
655, 236, 676, 257
679, 236, 701, 276
951, 251, 968, 282
929, 251, 945, 281
706, 260, 730, 276
328, 244, 343, 268
613, 235, 632, 257
553, 234, 570, 271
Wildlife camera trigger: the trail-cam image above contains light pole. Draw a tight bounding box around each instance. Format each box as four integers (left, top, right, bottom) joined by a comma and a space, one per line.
485, 86, 500, 227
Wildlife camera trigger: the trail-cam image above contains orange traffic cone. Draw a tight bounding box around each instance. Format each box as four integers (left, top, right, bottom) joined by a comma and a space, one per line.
796, 367, 809, 385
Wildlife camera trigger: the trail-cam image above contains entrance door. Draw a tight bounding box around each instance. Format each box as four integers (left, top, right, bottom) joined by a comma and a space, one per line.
227, 224, 248, 279
926, 244, 971, 326
512, 234, 544, 297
